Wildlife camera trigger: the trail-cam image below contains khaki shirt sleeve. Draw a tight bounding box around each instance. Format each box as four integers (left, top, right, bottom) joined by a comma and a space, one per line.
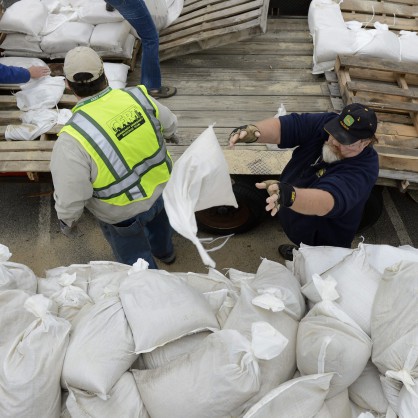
50, 132, 96, 227
152, 98, 178, 139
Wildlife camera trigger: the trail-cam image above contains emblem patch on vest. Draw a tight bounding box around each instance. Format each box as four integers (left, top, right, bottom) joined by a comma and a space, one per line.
108, 106, 145, 140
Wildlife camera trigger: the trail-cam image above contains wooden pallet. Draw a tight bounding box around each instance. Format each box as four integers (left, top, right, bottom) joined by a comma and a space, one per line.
159, 0, 270, 61
333, 54, 418, 185
0, 87, 76, 177
340, 0, 418, 32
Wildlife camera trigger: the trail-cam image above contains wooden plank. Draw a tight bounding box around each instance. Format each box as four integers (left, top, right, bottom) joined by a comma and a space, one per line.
159, 0, 270, 60
337, 55, 418, 77
376, 145, 418, 173
340, 0, 416, 18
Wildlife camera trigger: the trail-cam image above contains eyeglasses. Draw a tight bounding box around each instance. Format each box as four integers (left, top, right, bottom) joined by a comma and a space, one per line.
331, 136, 363, 149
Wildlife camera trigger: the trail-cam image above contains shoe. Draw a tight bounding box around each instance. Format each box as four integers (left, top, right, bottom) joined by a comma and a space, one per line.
148, 86, 177, 99
278, 244, 299, 261
158, 252, 176, 265
106, 3, 115, 11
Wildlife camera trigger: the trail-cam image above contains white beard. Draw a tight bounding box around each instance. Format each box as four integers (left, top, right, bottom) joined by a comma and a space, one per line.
322, 143, 341, 163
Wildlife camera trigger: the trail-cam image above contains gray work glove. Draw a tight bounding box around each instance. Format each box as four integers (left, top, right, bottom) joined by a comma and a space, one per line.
228, 124, 260, 146
59, 220, 81, 238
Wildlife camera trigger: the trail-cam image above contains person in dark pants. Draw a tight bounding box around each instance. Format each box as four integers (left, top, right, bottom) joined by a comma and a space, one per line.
50, 47, 178, 268
105, 0, 177, 99
229, 104, 379, 261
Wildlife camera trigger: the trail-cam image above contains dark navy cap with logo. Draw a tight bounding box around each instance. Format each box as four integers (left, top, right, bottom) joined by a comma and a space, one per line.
324, 103, 378, 145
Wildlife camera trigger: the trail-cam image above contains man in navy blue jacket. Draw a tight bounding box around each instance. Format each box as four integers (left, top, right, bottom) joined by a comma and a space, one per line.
229, 103, 379, 260
0, 63, 50, 84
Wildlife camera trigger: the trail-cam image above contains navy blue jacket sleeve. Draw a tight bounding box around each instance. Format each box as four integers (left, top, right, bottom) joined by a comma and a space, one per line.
0, 63, 31, 84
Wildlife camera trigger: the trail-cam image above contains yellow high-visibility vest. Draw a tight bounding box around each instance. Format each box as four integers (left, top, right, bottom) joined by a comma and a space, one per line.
59, 85, 172, 206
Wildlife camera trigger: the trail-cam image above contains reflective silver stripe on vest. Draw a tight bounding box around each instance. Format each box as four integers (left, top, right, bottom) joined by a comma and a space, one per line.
70, 87, 171, 200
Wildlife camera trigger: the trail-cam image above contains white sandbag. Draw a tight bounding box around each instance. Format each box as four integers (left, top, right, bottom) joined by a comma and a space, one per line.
243, 373, 334, 418
0, 290, 34, 353
119, 270, 219, 353
223, 284, 298, 415
6, 108, 71, 141
39, 272, 92, 322
291, 243, 418, 286
291, 243, 352, 286
61, 292, 137, 398
304, 245, 381, 335
15, 76, 65, 111
314, 27, 354, 64
87, 260, 131, 302
324, 388, 352, 418
41, 0, 68, 13
0, 55, 47, 69
0, 260, 37, 294
144, 0, 168, 30
308, 0, 346, 36
399, 31, 418, 63
371, 261, 418, 395
78, 3, 124, 24
399, 30, 418, 62
204, 288, 235, 327
40, 21, 93, 55
66, 372, 150, 418
0, 0, 48, 36
397, 379, 418, 418
163, 125, 238, 268
297, 301, 372, 399
176, 268, 237, 294
104, 62, 130, 89
354, 23, 401, 62
0, 294, 71, 418
251, 258, 305, 321
44, 263, 91, 293
40, 10, 78, 36
166, 0, 183, 28
133, 329, 261, 418
142, 331, 212, 369
380, 375, 403, 416
348, 361, 389, 414
90, 20, 131, 53
0, 33, 43, 54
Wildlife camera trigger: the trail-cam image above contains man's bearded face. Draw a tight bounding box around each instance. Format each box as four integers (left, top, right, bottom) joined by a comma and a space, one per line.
322, 141, 342, 163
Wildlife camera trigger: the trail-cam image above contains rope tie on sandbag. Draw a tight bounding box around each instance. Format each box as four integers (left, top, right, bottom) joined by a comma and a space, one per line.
318, 335, 334, 374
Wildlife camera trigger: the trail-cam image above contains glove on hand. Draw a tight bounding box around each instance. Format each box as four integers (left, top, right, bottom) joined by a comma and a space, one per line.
229, 124, 260, 145
59, 220, 80, 238
256, 180, 296, 216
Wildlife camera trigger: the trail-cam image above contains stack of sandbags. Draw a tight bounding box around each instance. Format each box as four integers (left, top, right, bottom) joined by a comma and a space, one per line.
4, 240, 418, 416
0, 0, 183, 60
308, 0, 417, 74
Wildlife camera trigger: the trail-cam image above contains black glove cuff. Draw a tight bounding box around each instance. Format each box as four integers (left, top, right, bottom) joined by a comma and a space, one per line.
279, 182, 296, 207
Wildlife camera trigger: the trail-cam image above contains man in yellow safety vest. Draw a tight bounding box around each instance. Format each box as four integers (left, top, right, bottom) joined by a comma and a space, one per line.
50, 47, 178, 268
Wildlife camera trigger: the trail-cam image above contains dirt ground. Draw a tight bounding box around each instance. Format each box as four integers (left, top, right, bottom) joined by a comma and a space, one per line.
1, 177, 287, 277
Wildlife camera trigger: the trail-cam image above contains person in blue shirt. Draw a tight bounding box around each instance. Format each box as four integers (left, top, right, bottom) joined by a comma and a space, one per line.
229, 103, 379, 260
0, 63, 50, 84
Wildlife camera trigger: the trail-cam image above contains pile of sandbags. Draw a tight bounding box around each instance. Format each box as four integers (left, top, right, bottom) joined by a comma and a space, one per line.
1, 241, 418, 417
0, 0, 183, 60
308, 0, 418, 74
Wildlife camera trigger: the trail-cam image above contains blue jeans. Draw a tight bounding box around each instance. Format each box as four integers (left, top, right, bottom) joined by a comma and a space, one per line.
106, 0, 161, 90
98, 196, 174, 269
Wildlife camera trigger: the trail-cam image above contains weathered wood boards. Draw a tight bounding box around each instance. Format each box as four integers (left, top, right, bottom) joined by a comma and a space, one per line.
159, 0, 271, 61
335, 54, 418, 175
339, 0, 418, 32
